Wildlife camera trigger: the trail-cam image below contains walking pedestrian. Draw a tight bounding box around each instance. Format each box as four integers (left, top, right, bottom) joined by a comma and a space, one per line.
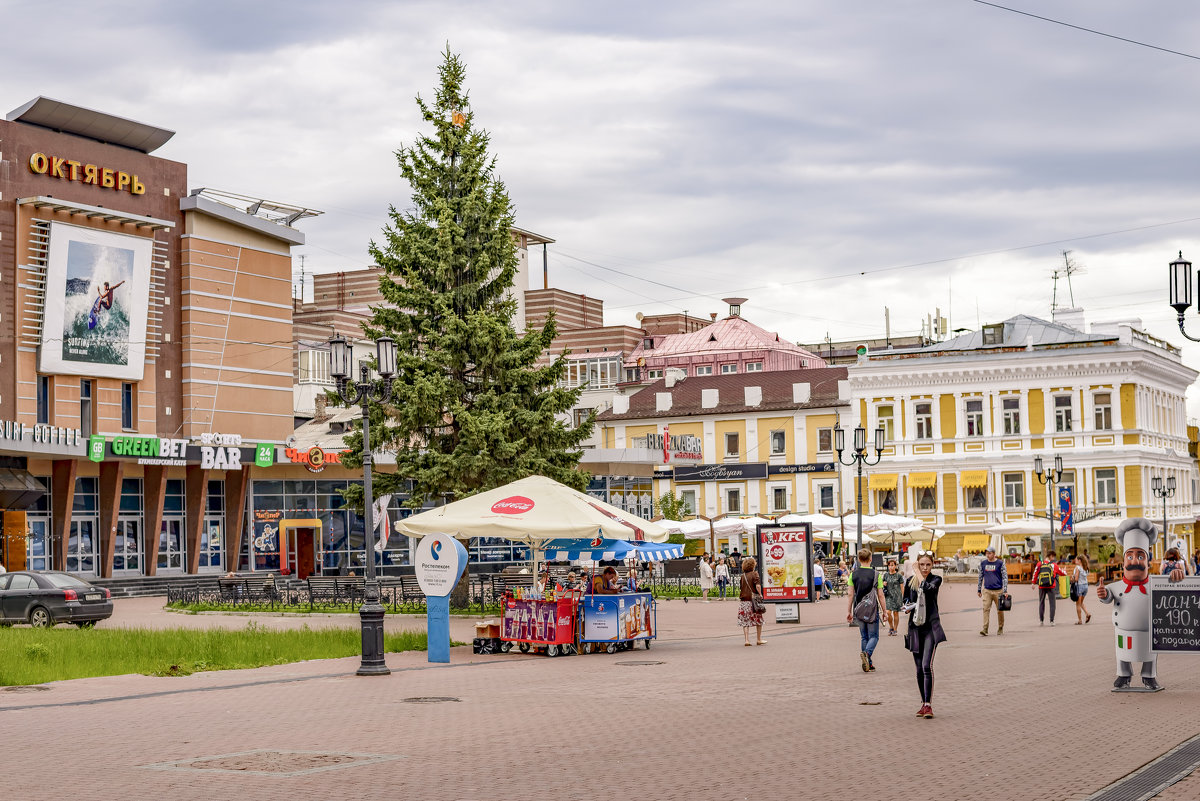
714, 556, 730, 601
1073, 554, 1092, 624
977, 546, 1009, 636
1032, 550, 1066, 626
883, 558, 904, 636
738, 557, 766, 646
813, 560, 826, 601
699, 555, 714, 602
1192, 548, 1200, 576
904, 550, 946, 718
1162, 547, 1188, 576
847, 547, 885, 672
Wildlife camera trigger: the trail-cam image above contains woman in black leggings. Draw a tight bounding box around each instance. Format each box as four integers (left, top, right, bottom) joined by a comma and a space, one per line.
903, 552, 946, 719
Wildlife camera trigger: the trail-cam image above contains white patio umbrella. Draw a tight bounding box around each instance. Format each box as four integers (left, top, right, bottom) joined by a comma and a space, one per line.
986, 518, 1062, 535
393, 475, 669, 578
1072, 517, 1122, 535
777, 512, 842, 531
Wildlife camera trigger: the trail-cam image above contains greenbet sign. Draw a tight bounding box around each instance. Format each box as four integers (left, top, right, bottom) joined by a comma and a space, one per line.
88, 435, 105, 463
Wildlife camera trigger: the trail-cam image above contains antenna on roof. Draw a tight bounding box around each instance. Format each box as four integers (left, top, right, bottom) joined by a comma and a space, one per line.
1052, 250, 1086, 310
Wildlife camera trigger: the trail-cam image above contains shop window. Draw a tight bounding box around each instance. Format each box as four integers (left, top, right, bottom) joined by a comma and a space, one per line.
770, 430, 786, 456
916, 487, 936, 511
1003, 397, 1021, 435
1054, 395, 1073, 432
965, 399, 984, 437
965, 486, 988, 510
1094, 392, 1112, 430
914, 402, 933, 440
1096, 468, 1117, 505
1003, 472, 1024, 509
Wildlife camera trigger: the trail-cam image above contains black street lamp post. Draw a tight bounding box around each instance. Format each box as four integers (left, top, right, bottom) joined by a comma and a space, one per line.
834, 424, 885, 551
1168, 252, 1200, 341
328, 333, 398, 676
1033, 454, 1063, 554
1152, 475, 1176, 548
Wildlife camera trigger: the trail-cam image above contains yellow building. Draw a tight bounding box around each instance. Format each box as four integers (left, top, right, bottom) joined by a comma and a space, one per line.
595, 367, 850, 548
844, 313, 1197, 557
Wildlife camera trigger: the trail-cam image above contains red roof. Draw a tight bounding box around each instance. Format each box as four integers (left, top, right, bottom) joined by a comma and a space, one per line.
625, 315, 825, 367
597, 367, 848, 421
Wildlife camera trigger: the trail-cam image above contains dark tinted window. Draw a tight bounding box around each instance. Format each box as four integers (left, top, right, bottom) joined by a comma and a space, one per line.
7, 575, 36, 590
41, 573, 91, 589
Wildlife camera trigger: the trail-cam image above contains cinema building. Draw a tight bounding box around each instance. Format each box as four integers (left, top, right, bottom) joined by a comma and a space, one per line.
0, 96, 319, 582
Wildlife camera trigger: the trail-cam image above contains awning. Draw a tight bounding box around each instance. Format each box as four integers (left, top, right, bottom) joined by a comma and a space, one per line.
0, 469, 47, 509
542, 538, 684, 562
962, 534, 990, 551
960, 470, 989, 488
908, 472, 937, 488
867, 473, 898, 490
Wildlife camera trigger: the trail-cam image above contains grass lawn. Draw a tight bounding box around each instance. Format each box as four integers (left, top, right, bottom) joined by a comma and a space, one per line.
0, 623, 430, 686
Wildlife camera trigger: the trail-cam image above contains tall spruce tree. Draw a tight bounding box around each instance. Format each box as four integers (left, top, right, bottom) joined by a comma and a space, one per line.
339, 49, 592, 510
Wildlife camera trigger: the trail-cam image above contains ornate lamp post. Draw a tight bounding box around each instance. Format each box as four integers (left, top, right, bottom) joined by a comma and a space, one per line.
328, 333, 398, 676
1033, 454, 1063, 554
1168, 252, 1200, 341
1152, 475, 1176, 550
834, 424, 885, 551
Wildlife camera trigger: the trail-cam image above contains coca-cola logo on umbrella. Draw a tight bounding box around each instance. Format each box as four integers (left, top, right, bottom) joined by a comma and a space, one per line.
490, 496, 534, 515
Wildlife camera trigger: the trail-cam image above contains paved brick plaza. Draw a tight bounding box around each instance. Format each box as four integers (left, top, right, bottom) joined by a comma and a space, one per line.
4, 583, 1200, 801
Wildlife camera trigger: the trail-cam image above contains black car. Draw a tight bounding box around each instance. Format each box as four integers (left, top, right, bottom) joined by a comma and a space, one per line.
0, 571, 113, 628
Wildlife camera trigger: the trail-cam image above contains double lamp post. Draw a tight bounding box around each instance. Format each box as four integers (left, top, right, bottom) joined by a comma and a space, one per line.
1152, 475, 1176, 546
328, 333, 398, 677
834, 423, 885, 551
1033, 453, 1063, 554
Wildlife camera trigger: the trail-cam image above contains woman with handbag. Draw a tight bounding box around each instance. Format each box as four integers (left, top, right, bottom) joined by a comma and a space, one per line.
1073, 554, 1092, 624
903, 551, 946, 719
738, 557, 766, 646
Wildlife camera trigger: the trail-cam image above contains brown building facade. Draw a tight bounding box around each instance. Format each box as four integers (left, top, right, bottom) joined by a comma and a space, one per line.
0, 97, 308, 580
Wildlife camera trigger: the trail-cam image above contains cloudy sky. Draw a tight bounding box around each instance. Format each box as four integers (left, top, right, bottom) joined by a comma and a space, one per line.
8, 1, 1200, 408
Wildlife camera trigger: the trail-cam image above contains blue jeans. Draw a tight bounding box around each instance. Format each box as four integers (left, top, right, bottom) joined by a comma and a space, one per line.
857, 617, 880, 660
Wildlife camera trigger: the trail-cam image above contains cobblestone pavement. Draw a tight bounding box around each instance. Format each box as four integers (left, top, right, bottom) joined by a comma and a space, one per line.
4, 584, 1200, 800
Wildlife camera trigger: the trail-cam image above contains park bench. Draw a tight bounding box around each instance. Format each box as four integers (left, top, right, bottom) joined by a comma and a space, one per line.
306, 575, 366, 608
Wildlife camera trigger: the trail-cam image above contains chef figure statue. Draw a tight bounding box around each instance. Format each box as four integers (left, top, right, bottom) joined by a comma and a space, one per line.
1096, 518, 1185, 691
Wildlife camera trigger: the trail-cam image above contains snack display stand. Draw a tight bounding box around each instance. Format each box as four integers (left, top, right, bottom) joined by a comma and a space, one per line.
498, 588, 582, 657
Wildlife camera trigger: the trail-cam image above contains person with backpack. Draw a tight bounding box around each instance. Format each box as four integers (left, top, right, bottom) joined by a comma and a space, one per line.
847, 547, 886, 672
1032, 550, 1067, 626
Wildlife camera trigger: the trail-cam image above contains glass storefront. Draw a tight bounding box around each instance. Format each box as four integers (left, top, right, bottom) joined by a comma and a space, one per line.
67, 476, 99, 575
158, 479, 186, 571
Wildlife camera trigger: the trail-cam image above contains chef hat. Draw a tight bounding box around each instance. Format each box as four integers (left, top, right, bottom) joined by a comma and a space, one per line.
1115, 517, 1158, 555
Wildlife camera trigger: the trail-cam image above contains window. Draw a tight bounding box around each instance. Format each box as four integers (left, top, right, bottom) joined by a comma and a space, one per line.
724, 487, 742, 514
37, 375, 51, 425
965, 399, 984, 437
1054, 395, 1073, 432
572, 408, 592, 428
770, 430, 786, 456
745, 362, 763, 372
771, 486, 788, 512
720, 363, 737, 374
817, 427, 833, 453
877, 489, 897, 513
1003, 397, 1021, 435
916, 487, 936, 511
643, 337, 654, 349
982, 323, 1004, 345
724, 432, 740, 459
121, 382, 135, 429
877, 405, 894, 440
817, 484, 835, 510
1096, 468, 1117, 505
1094, 392, 1112, 430
1003, 472, 1024, 508
966, 486, 988, 510
679, 490, 697, 516
80, 380, 93, 438
914, 402, 933, 440
563, 356, 621, 389
695, 365, 713, 376
298, 350, 332, 384
646, 369, 663, 379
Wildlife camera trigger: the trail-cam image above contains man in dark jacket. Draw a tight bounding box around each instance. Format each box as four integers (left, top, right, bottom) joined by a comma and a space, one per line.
977, 546, 1008, 635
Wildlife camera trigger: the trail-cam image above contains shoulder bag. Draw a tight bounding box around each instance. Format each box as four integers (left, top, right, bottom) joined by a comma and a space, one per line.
910, 583, 927, 627
852, 569, 880, 623
748, 573, 766, 614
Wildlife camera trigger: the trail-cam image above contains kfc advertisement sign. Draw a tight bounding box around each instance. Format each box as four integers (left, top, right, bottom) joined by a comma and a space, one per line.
490, 496, 534, 515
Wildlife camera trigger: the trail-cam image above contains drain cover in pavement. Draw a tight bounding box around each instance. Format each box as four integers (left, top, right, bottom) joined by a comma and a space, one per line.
142, 749, 400, 777
402, 696, 460, 703
3, 685, 51, 693
616, 660, 664, 666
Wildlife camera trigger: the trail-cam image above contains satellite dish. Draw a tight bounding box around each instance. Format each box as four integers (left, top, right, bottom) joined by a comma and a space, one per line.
285, 435, 297, 448
635, 312, 644, 322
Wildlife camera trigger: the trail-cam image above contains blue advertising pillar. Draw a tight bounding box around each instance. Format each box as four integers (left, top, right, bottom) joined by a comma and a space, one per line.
414, 533, 469, 664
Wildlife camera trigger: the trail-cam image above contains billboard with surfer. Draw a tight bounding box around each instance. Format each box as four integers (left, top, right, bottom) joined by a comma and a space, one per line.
38, 223, 152, 380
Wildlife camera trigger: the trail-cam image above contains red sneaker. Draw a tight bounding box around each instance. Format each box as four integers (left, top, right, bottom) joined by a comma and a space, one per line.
923, 705, 935, 719
916, 704, 930, 717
